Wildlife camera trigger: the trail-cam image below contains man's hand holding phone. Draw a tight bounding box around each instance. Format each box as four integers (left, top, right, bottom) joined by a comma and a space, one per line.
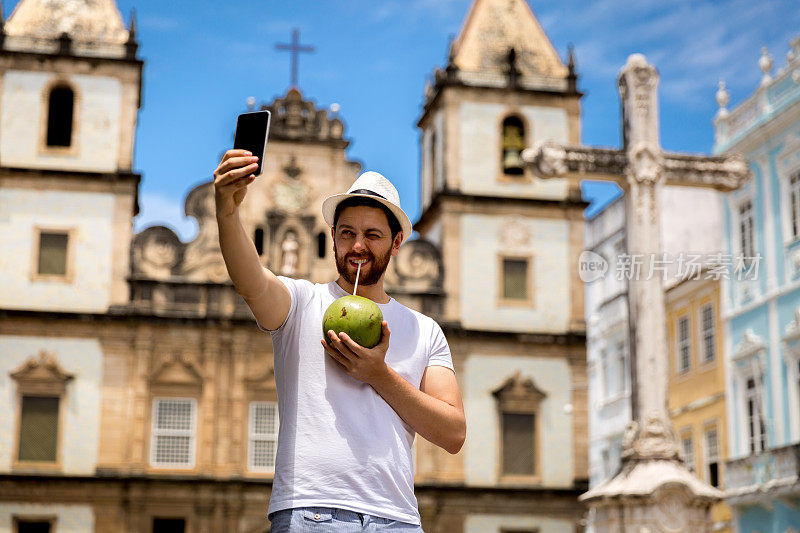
213, 150, 258, 218
213, 109, 289, 330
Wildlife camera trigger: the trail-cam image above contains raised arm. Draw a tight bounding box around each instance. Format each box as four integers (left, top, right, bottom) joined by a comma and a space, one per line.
214, 149, 290, 330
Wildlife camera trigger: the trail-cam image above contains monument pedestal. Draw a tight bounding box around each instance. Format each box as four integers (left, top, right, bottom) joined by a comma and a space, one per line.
583, 418, 721, 533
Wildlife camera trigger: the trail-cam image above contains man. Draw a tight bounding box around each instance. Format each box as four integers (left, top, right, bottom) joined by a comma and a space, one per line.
214, 150, 466, 532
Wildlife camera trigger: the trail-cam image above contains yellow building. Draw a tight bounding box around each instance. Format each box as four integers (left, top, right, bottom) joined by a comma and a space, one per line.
665, 275, 732, 532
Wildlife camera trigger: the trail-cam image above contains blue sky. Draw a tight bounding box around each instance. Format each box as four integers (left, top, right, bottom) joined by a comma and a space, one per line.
5, 0, 799, 240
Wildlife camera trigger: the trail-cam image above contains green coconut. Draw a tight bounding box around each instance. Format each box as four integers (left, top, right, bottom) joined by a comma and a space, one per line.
322, 295, 383, 348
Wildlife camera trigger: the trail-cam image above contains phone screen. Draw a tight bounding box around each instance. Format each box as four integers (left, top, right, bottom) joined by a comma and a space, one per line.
233, 110, 271, 176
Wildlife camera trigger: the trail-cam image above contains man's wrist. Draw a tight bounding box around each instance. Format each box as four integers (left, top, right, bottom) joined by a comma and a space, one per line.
215, 204, 238, 221
368, 362, 393, 390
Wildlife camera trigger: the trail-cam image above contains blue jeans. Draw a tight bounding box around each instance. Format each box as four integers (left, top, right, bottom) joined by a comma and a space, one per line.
268, 507, 425, 532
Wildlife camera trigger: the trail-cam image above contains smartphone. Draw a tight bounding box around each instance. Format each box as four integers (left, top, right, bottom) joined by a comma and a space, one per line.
233, 110, 271, 176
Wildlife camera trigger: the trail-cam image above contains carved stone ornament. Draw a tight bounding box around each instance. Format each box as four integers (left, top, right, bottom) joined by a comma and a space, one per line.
279, 231, 300, 276
526, 141, 568, 177
523, 145, 629, 178
619, 54, 658, 109
244, 366, 276, 392
264, 88, 348, 147
627, 143, 664, 185
132, 226, 184, 280
721, 153, 750, 183
492, 371, 547, 413
622, 420, 639, 452
618, 54, 660, 157
5, 0, 129, 43
653, 486, 689, 532
10, 351, 74, 394
150, 351, 203, 391
186, 181, 216, 221
181, 182, 228, 282
499, 216, 532, 249
143, 236, 176, 269
283, 156, 302, 179
273, 177, 309, 214
662, 152, 750, 191
621, 413, 680, 461
785, 308, 800, 342
633, 65, 658, 97
394, 239, 441, 283
733, 329, 766, 362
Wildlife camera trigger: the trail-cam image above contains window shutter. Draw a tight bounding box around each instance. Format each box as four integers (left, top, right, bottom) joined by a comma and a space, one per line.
38, 232, 68, 276
701, 305, 715, 362
678, 315, 691, 372
790, 172, 800, 239
705, 427, 720, 487
503, 258, 528, 300
151, 398, 196, 467
18, 396, 59, 462
249, 402, 279, 470
501, 412, 535, 475
681, 434, 694, 471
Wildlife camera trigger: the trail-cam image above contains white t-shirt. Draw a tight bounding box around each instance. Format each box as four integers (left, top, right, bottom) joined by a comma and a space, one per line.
262, 277, 454, 525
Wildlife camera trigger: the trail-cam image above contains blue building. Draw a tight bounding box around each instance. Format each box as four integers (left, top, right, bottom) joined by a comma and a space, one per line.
714, 36, 800, 532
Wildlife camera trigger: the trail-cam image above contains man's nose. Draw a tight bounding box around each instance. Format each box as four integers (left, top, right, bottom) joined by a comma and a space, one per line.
352, 234, 367, 252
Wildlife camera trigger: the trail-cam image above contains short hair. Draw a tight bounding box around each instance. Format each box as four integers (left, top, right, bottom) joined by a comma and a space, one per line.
333, 196, 402, 241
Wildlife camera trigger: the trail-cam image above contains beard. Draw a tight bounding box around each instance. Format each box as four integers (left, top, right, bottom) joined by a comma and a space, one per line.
334, 243, 392, 287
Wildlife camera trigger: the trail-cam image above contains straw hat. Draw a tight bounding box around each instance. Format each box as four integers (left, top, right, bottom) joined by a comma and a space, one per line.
321, 171, 412, 244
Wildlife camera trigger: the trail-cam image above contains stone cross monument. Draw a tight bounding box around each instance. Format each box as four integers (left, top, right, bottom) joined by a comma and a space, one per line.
523, 54, 750, 532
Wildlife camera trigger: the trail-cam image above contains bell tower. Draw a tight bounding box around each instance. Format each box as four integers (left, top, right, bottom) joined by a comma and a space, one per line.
413, 0, 591, 510
415, 0, 585, 333
0, 0, 142, 312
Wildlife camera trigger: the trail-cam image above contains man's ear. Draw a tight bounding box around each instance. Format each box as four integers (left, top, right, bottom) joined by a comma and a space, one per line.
330, 226, 336, 252
391, 231, 403, 256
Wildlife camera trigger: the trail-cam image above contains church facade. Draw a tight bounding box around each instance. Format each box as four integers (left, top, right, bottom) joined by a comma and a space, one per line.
0, 0, 589, 532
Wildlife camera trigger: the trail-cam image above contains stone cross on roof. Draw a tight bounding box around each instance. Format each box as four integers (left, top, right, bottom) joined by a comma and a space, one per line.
275, 28, 314, 89
523, 53, 749, 531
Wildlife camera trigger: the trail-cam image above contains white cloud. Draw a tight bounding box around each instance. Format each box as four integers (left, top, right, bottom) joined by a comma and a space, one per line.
369, 0, 468, 23
140, 15, 181, 32
134, 192, 198, 242
537, 0, 800, 109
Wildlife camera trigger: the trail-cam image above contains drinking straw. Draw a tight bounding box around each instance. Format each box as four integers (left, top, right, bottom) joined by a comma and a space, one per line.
353, 262, 361, 295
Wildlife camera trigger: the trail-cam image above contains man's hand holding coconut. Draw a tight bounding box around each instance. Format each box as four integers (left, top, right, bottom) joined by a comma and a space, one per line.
321, 318, 392, 387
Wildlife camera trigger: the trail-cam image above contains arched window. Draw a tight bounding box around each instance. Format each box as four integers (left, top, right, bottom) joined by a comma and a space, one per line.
317, 232, 327, 259
501, 116, 525, 176
46, 85, 75, 147
254, 227, 265, 256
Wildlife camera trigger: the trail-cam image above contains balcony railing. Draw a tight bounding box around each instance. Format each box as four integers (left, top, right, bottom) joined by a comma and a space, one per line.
725, 442, 800, 505
122, 278, 255, 321
714, 50, 800, 151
